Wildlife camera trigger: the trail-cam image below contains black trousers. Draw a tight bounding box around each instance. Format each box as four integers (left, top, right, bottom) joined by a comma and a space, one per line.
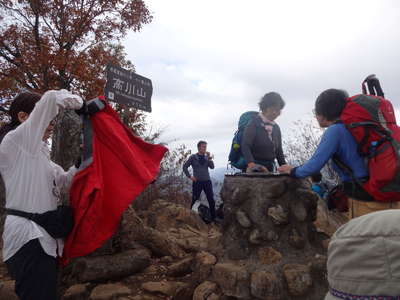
5, 239, 59, 300
191, 180, 216, 219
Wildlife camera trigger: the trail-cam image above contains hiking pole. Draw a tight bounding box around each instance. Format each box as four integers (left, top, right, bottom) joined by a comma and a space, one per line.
362, 74, 385, 98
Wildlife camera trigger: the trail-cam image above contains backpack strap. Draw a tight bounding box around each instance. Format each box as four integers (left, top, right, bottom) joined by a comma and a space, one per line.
333, 156, 374, 203
346, 121, 393, 158
79, 97, 106, 169
6, 208, 37, 220
332, 156, 372, 200
332, 156, 365, 186
335, 120, 372, 157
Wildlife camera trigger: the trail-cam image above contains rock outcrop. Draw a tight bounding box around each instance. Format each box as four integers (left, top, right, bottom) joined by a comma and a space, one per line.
0, 174, 338, 300
314, 198, 347, 237
59, 199, 222, 299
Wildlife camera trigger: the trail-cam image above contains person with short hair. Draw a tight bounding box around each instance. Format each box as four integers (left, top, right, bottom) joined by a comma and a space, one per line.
183, 141, 216, 221
0, 90, 83, 300
278, 89, 400, 219
241, 92, 286, 172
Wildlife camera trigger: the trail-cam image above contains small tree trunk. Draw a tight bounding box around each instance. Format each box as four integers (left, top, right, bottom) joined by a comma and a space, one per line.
51, 110, 81, 204
0, 176, 5, 244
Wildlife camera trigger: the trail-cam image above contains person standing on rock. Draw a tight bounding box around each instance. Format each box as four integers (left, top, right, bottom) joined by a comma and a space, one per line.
0, 90, 83, 300
183, 141, 216, 222
241, 92, 287, 172
278, 89, 398, 219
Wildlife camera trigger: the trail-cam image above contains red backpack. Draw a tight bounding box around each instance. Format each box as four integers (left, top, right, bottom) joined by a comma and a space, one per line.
339, 75, 400, 202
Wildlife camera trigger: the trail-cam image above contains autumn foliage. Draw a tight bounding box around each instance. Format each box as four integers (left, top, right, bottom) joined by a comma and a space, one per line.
0, 1, 195, 211
0, 0, 152, 102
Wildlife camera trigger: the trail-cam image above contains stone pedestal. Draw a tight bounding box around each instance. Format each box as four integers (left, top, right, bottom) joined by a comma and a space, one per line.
214, 174, 328, 300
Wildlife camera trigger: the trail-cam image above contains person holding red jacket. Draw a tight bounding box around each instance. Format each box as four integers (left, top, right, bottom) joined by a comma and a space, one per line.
0, 90, 83, 300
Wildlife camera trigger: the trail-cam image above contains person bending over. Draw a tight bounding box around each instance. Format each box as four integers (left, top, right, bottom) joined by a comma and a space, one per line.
278, 89, 395, 219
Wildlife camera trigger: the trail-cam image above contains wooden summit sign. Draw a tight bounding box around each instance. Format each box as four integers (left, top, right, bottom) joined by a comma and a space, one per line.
104, 64, 152, 112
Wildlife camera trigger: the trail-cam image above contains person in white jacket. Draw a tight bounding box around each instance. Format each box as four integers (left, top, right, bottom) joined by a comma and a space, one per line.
0, 90, 83, 300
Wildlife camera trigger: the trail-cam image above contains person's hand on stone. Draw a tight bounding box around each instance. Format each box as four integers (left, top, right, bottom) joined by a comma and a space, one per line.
278, 164, 293, 174
247, 162, 255, 169
246, 164, 269, 173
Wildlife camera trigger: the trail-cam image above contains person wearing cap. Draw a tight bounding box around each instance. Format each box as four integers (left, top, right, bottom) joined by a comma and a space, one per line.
241, 92, 287, 172
325, 209, 400, 299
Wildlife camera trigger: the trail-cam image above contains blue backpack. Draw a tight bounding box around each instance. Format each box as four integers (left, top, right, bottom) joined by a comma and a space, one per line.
228, 111, 258, 169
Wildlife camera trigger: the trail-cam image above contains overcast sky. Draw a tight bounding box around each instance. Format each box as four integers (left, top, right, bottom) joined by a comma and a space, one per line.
124, 0, 400, 168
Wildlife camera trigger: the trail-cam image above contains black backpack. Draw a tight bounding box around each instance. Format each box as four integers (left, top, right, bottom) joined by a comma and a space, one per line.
198, 204, 212, 224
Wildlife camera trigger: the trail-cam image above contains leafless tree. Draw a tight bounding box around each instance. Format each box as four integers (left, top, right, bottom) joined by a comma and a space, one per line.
283, 116, 339, 186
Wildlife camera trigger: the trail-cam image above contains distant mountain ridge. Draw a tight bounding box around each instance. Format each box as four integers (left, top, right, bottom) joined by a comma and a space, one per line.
210, 167, 227, 183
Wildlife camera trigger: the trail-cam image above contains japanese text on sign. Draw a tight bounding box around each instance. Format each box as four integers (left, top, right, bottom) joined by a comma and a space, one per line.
104, 64, 152, 112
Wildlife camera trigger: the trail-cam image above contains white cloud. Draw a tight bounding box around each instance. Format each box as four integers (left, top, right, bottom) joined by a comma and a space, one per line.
125, 0, 400, 167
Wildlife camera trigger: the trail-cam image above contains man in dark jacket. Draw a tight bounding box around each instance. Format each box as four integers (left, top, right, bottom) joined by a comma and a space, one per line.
241, 92, 286, 172
183, 141, 216, 221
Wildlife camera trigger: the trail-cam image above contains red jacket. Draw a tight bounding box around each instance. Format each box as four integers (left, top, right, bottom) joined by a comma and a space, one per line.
62, 102, 167, 264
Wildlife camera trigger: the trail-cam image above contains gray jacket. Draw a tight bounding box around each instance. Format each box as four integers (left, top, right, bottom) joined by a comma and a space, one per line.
241, 115, 286, 166
183, 154, 214, 181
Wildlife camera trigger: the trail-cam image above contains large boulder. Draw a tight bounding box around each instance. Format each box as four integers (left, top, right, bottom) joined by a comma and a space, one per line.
192, 251, 218, 282
89, 283, 131, 300
166, 256, 194, 277
115, 207, 187, 258
140, 200, 222, 255
193, 281, 218, 300
63, 284, 90, 300
145, 200, 209, 233
141, 281, 189, 298
314, 199, 347, 237
66, 248, 151, 283
212, 263, 250, 299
